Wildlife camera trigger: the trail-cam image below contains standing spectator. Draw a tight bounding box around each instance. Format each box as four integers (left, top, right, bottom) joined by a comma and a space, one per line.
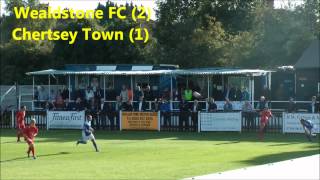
85, 87, 94, 103
106, 85, 117, 101
229, 86, 237, 101
134, 85, 144, 110
120, 84, 129, 105
127, 87, 133, 102
242, 101, 255, 130
87, 98, 100, 129
207, 97, 217, 112
235, 87, 242, 101
61, 86, 69, 100
241, 87, 250, 101
38, 86, 48, 105
161, 87, 170, 101
179, 99, 190, 131
287, 97, 297, 113
191, 100, 201, 130
115, 96, 122, 112
261, 85, 270, 100
223, 98, 233, 112
184, 87, 193, 101
160, 99, 171, 128
137, 96, 147, 112
309, 96, 319, 113
102, 102, 116, 130
144, 85, 153, 101
256, 96, 268, 111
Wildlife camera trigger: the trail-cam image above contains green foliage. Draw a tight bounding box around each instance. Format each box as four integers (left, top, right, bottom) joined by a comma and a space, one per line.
0, 0, 319, 84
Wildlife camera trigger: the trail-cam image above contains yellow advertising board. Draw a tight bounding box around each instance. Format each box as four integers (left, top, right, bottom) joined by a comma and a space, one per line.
121, 112, 159, 130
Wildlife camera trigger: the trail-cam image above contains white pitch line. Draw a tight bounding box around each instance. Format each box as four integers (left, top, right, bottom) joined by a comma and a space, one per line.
185, 154, 320, 180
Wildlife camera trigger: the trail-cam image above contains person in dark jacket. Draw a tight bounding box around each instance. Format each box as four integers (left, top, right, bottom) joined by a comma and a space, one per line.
309, 96, 319, 113
102, 101, 117, 130
207, 97, 217, 112
191, 100, 201, 130
160, 99, 171, 128
179, 99, 190, 131
74, 97, 85, 111
287, 97, 297, 113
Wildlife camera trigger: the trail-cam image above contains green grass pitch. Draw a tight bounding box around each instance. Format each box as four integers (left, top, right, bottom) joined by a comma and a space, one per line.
1, 129, 319, 180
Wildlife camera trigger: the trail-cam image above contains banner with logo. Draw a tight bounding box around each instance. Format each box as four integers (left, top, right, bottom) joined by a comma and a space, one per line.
47, 111, 85, 129
200, 112, 242, 132
283, 113, 320, 133
121, 112, 159, 131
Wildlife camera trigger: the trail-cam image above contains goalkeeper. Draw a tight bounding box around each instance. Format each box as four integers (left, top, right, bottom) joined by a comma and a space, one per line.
300, 118, 317, 142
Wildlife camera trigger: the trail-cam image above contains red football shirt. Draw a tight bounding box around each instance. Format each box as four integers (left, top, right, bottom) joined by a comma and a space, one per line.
16, 111, 25, 125
23, 126, 38, 140
260, 110, 272, 123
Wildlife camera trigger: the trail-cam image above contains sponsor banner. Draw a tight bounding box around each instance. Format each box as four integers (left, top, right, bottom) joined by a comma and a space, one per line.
215, 101, 244, 111
200, 112, 242, 132
283, 113, 320, 133
121, 112, 159, 130
47, 111, 85, 129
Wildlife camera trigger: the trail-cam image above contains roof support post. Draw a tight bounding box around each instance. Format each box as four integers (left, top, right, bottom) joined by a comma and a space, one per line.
103, 75, 106, 101
68, 75, 71, 100
48, 75, 51, 101
32, 76, 35, 110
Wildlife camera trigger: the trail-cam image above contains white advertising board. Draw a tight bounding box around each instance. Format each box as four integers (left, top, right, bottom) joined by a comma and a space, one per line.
283, 113, 320, 133
200, 112, 242, 132
47, 111, 85, 129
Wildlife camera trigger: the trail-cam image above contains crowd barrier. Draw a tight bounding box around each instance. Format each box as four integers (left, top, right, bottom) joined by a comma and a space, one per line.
3, 110, 316, 134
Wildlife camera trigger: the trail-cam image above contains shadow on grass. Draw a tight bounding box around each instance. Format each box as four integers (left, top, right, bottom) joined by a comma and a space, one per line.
240, 149, 320, 166
1, 129, 320, 145
0, 152, 71, 163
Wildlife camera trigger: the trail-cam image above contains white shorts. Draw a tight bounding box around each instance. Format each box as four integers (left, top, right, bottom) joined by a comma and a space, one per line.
82, 132, 95, 142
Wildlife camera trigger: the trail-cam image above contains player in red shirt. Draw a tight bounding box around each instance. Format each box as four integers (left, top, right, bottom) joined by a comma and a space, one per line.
23, 118, 38, 159
259, 107, 273, 140
16, 106, 26, 142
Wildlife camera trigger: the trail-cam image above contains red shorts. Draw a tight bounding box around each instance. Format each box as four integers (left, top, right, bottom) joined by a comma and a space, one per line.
260, 118, 269, 125
25, 137, 34, 145
18, 124, 25, 131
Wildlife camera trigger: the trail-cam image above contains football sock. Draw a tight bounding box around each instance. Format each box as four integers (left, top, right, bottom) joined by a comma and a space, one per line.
31, 146, 35, 157
92, 140, 98, 151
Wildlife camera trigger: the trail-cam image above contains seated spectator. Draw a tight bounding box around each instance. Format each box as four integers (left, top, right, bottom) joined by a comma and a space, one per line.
74, 97, 85, 111
223, 98, 233, 112
287, 97, 297, 113
256, 96, 268, 111
207, 97, 217, 112
309, 96, 319, 113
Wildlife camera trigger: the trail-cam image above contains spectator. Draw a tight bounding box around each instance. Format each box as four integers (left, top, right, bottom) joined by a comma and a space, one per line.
137, 96, 147, 112
287, 97, 297, 113
44, 100, 55, 111
120, 84, 129, 105
115, 96, 122, 112
74, 97, 85, 111
127, 87, 133, 101
73, 87, 84, 100
179, 99, 190, 131
61, 86, 69, 100
229, 86, 237, 101
55, 95, 65, 110
144, 85, 153, 101
241, 87, 250, 101
122, 100, 133, 111
223, 98, 233, 112
102, 102, 116, 130
87, 98, 100, 129
106, 85, 117, 101
49, 89, 56, 101
161, 87, 170, 101
261, 85, 270, 100
242, 101, 255, 130
160, 99, 171, 127
207, 97, 217, 112
85, 86, 94, 102
235, 87, 242, 101
64, 98, 74, 111
191, 100, 201, 130
309, 96, 319, 113
33, 87, 39, 108
38, 86, 48, 103
256, 96, 268, 111
134, 85, 144, 102
184, 87, 193, 101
